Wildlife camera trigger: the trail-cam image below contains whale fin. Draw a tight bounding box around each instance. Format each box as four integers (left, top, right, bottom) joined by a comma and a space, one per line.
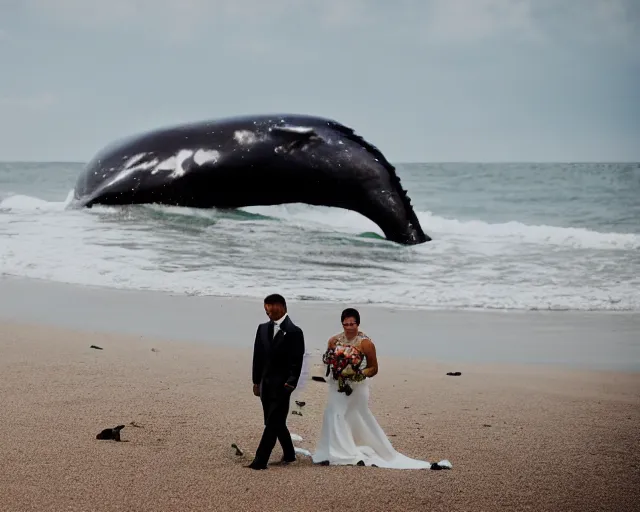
270, 125, 317, 136
270, 124, 322, 153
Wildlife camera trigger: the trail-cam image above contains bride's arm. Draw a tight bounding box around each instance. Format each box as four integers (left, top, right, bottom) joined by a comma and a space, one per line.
360, 339, 378, 377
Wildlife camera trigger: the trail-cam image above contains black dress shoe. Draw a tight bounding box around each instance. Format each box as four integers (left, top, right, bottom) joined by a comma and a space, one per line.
245, 461, 267, 470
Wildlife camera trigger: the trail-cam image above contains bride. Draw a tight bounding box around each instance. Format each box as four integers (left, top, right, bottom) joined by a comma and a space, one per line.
311, 308, 434, 469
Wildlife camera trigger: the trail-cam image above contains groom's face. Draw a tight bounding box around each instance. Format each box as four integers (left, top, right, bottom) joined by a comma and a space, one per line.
264, 302, 285, 321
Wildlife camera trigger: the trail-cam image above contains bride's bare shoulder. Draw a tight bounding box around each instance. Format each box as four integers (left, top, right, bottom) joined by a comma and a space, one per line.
327, 333, 342, 348
359, 331, 373, 342
358, 332, 375, 349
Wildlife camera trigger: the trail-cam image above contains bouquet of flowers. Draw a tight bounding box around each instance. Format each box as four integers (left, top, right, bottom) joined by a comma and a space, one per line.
322, 343, 366, 395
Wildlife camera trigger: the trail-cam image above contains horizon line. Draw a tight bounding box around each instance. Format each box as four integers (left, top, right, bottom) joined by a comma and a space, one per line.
1, 159, 638, 165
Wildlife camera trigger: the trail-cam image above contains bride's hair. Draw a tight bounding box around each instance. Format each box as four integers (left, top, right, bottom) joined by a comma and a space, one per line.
341, 308, 360, 325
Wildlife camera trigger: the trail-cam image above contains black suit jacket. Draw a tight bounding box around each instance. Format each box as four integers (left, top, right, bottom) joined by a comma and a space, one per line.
252, 315, 305, 392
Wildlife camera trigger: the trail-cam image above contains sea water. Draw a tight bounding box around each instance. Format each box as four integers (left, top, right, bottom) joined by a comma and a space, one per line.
1, 161, 638, 311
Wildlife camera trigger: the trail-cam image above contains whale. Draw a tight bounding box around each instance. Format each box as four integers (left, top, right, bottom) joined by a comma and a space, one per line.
71, 113, 431, 245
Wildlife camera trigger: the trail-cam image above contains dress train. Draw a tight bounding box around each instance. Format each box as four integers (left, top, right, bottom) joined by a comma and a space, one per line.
310, 377, 446, 469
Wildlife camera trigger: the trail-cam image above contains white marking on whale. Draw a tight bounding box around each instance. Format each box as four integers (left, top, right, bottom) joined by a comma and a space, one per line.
234, 130, 258, 145
273, 125, 315, 134
193, 148, 220, 166
153, 156, 177, 174
150, 148, 220, 177
168, 149, 194, 178
106, 153, 159, 187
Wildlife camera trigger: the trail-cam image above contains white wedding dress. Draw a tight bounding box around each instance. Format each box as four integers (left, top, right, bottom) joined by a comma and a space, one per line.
310, 332, 443, 469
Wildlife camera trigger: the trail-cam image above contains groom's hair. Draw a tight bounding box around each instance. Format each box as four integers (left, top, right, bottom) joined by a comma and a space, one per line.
264, 293, 287, 309
341, 308, 360, 325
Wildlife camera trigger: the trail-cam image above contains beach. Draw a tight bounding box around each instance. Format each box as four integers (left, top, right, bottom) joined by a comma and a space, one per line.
1, 277, 639, 512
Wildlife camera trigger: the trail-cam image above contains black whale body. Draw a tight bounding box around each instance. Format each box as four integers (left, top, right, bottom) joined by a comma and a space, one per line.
72, 113, 430, 245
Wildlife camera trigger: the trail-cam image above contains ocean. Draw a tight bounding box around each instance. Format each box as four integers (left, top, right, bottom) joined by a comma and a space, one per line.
1, 161, 638, 312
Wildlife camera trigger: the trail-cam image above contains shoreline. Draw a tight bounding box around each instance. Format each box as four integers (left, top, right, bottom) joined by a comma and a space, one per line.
3, 273, 639, 315
2, 275, 639, 372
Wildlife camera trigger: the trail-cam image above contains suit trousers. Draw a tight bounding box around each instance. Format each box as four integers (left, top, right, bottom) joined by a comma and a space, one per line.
254, 383, 295, 465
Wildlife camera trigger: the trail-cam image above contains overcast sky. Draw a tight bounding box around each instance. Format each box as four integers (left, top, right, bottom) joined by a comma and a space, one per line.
0, 0, 638, 162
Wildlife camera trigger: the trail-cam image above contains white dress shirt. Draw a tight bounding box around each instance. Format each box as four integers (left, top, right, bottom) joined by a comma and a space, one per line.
272, 313, 288, 338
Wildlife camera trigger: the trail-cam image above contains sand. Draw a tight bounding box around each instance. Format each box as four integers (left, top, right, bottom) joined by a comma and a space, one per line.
1, 277, 640, 511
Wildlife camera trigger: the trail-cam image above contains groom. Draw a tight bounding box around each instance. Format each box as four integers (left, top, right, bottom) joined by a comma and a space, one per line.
247, 293, 305, 470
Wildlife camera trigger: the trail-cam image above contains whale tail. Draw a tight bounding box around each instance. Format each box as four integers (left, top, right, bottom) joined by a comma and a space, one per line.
324, 121, 430, 245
